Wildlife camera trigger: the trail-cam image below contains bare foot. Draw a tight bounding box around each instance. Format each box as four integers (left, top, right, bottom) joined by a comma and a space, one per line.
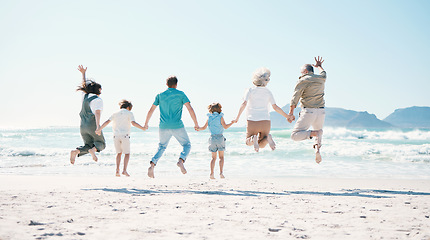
177, 159, 187, 174
88, 147, 98, 162
122, 171, 130, 177
210, 173, 215, 179
148, 165, 155, 178
252, 135, 259, 152
267, 134, 276, 150
314, 144, 322, 164
116, 171, 120, 177
70, 150, 79, 164
220, 173, 225, 179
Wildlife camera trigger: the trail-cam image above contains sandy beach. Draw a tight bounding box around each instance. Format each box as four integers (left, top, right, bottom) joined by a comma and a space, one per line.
0, 175, 429, 239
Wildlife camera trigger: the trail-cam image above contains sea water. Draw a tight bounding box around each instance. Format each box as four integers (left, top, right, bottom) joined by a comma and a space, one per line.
0, 127, 429, 179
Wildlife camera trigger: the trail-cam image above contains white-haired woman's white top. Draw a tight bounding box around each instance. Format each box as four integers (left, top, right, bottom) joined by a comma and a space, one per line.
243, 86, 276, 121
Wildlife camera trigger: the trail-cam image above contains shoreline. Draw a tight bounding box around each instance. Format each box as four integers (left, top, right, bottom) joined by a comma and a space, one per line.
1, 175, 430, 239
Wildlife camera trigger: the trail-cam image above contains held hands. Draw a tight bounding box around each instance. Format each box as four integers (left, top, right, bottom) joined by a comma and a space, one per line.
143, 124, 149, 131
95, 128, 102, 136
312, 56, 324, 68
287, 114, 295, 123
194, 125, 200, 131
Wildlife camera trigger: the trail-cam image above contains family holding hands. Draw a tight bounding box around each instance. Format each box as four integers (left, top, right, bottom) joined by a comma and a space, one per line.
70, 57, 327, 179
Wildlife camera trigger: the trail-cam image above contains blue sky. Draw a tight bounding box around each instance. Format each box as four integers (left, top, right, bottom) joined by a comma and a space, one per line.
1, 0, 429, 128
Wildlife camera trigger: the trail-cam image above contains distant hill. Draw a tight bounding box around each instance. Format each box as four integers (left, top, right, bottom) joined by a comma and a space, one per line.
383, 106, 430, 128
270, 105, 393, 128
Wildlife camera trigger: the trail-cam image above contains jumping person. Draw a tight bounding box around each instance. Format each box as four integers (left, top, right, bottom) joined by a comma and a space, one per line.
143, 75, 199, 178
233, 67, 291, 152
70, 65, 106, 164
197, 103, 235, 179
288, 56, 327, 163
96, 100, 146, 177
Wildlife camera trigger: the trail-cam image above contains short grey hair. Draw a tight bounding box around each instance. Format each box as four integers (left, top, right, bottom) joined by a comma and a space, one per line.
252, 67, 271, 87
301, 64, 314, 73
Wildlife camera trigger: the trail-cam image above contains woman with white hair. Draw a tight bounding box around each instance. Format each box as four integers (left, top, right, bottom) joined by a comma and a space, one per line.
233, 67, 291, 152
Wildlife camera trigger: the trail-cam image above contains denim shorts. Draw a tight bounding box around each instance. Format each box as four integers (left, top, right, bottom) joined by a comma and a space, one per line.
208, 134, 226, 152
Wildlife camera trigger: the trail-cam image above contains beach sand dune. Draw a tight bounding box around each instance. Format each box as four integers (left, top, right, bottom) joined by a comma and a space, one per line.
0, 175, 429, 239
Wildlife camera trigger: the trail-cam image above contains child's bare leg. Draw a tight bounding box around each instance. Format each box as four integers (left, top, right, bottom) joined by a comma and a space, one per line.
122, 154, 130, 177
70, 149, 80, 164
148, 162, 155, 178
210, 152, 217, 179
88, 147, 98, 162
219, 151, 225, 179
115, 153, 121, 177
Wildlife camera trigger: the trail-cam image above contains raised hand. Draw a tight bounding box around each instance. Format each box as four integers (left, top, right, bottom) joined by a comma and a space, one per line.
312, 56, 324, 68
77, 65, 87, 74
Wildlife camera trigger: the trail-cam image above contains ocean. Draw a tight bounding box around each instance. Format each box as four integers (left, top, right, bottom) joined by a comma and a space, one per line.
0, 127, 429, 179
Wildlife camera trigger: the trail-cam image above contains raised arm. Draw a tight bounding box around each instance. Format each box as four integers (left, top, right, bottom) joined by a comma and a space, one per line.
312, 56, 325, 72
221, 116, 234, 129
233, 100, 247, 123
184, 102, 199, 130
96, 119, 111, 135
77, 65, 87, 84
143, 104, 157, 130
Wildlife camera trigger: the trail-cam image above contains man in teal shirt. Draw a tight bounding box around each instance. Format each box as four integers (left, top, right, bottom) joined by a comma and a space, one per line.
144, 75, 199, 178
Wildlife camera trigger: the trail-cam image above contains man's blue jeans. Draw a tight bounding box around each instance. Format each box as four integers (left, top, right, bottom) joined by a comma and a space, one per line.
151, 127, 191, 165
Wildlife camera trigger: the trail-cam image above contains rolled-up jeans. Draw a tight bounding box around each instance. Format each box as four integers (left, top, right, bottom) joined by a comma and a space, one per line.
291, 108, 325, 143
151, 127, 191, 165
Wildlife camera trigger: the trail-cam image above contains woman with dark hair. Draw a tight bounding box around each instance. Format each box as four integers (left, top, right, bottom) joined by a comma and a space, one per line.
70, 65, 106, 164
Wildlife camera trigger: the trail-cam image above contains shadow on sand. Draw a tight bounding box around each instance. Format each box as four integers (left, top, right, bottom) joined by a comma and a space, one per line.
82, 188, 430, 199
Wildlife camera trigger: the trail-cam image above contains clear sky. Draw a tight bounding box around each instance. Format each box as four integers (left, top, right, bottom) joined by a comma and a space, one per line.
1, 0, 429, 128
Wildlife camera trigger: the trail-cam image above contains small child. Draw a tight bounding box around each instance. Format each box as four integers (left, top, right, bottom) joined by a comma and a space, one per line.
96, 100, 146, 177
197, 103, 235, 179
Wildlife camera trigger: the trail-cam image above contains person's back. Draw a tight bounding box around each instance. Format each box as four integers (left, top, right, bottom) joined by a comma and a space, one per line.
208, 112, 224, 135
110, 108, 135, 136
144, 75, 200, 178
294, 72, 326, 109
155, 88, 189, 129
244, 86, 276, 121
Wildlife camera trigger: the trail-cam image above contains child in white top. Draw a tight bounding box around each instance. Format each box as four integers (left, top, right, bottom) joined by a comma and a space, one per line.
197, 103, 235, 179
96, 100, 146, 177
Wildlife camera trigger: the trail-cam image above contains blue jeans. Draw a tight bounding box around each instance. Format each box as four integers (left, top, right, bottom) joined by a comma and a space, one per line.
151, 127, 191, 165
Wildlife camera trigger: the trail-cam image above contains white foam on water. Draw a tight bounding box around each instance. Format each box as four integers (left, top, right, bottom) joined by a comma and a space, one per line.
0, 127, 429, 179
